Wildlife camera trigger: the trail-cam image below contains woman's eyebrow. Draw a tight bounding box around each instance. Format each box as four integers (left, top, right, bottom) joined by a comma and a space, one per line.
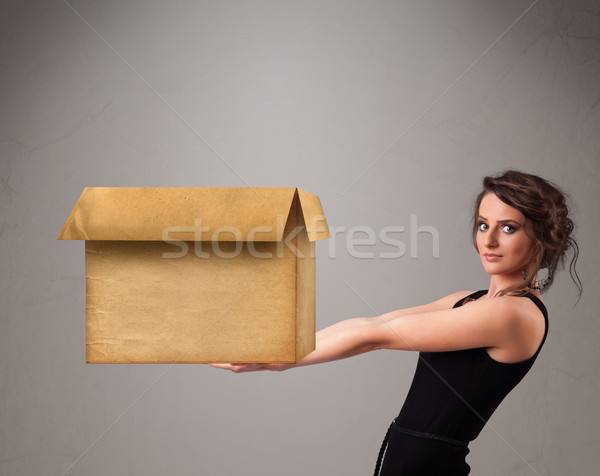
478, 215, 523, 225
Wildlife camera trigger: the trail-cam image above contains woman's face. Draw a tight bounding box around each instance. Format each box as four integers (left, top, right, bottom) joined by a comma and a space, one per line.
476, 193, 539, 279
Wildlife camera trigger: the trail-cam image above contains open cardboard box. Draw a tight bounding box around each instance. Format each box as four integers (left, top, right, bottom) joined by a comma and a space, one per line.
58, 187, 329, 363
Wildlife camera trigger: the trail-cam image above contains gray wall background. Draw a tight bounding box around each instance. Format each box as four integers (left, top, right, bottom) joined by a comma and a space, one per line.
1, 0, 599, 475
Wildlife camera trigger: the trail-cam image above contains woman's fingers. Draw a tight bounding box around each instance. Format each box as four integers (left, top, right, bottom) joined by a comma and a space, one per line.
207, 362, 288, 372
207, 363, 261, 372
207, 363, 233, 370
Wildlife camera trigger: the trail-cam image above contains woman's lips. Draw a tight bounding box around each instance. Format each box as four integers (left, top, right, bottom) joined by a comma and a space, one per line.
484, 253, 502, 261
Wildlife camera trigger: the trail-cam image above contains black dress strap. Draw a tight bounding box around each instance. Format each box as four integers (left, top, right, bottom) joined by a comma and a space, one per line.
521, 292, 549, 357
453, 289, 488, 308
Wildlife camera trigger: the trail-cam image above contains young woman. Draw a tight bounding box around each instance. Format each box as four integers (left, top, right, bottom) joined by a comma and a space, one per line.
210, 170, 582, 475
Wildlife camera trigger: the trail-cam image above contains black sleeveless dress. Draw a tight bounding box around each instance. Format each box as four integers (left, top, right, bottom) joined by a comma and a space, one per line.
376, 289, 549, 475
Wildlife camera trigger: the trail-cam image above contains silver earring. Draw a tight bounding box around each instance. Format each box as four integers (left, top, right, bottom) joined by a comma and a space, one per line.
522, 267, 528, 281
540, 272, 552, 290
529, 269, 552, 291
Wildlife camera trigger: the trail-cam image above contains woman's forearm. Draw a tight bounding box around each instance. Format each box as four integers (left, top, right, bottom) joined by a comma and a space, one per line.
294, 325, 378, 368
316, 317, 372, 341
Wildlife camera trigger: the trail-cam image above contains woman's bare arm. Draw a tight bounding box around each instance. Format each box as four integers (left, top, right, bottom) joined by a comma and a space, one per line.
314, 290, 474, 341
291, 294, 520, 368
209, 290, 477, 373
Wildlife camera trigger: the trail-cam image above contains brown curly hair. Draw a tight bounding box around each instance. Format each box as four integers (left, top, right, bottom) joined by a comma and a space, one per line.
471, 169, 582, 303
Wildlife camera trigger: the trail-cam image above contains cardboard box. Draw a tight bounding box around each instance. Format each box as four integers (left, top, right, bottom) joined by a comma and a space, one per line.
57, 187, 330, 363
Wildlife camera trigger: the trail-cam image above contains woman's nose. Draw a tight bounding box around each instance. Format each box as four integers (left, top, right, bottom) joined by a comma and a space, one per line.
484, 231, 498, 248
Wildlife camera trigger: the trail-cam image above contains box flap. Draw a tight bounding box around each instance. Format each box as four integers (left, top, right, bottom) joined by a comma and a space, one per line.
57, 187, 329, 242
296, 188, 330, 242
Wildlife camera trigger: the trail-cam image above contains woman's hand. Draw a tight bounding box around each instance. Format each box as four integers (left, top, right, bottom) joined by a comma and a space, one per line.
208, 362, 294, 373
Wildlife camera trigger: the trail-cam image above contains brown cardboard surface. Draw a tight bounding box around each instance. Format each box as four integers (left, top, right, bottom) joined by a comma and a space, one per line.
58, 187, 330, 242
86, 239, 298, 363
296, 188, 329, 242
59, 187, 328, 363
293, 192, 316, 361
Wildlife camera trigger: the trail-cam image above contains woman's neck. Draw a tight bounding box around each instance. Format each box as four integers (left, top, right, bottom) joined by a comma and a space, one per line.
486, 272, 542, 298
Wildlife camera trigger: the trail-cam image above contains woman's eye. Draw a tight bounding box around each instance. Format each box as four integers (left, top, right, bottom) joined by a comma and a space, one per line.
502, 225, 516, 233
478, 222, 487, 231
